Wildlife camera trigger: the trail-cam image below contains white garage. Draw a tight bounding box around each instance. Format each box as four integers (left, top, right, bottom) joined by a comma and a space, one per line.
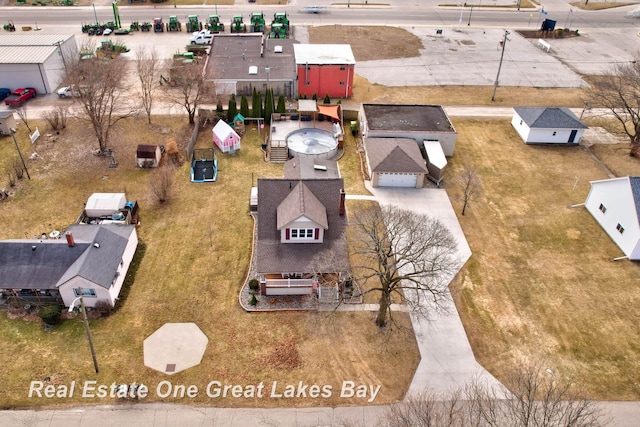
0, 34, 77, 95
377, 172, 419, 188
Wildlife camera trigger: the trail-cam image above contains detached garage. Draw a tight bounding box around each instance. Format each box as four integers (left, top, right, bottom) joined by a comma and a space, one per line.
0, 34, 77, 95
364, 137, 428, 188
512, 107, 587, 145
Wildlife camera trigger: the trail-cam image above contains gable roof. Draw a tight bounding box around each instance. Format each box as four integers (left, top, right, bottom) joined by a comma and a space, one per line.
513, 107, 588, 129
256, 178, 348, 274
277, 181, 328, 229
365, 137, 428, 173
0, 224, 135, 291
213, 119, 239, 140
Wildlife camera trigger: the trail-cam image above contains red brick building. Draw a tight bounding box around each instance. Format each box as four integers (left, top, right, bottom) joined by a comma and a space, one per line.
293, 44, 355, 99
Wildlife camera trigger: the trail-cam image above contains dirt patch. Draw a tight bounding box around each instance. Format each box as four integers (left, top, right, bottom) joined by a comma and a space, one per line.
517, 29, 581, 40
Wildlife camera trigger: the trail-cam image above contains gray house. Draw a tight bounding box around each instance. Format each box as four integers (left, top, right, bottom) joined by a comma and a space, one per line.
255, 178, 349, 296
511, 107, 588, 144
0, 224, 138, 308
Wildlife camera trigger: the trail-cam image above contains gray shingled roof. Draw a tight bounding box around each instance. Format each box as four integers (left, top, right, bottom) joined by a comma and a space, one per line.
256, 178, 348, 274
284, 157, 340, 179
0, 224, 135, 291
513, 107, 588, 129
276, 181, 328, 230
629, 176, 640, 225
365, 137, 428, 173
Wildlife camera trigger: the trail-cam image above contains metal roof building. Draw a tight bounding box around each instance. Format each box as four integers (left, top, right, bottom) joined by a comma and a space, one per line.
0, 34, 77, 95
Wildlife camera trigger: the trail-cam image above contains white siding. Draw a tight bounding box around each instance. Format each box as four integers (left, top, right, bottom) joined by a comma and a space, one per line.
108, 229, 138, 306
511, 112, 531, 142
512, 111, 585, 144
59, 277, 112, 308
585, 178, 640, 259
0, 64, 46, 93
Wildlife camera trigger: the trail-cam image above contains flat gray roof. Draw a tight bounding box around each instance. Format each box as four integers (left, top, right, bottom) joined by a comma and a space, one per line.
293, 44, 355, 65
363, 104, 455, 133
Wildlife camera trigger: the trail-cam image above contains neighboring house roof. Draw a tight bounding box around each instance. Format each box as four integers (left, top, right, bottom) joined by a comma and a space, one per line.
256, 178, 348, 274
277, 181, 328, 230
0, 34, 74, 64
293, 44, 356, 65
365, 137, 428, 173
513, 107, 588, 129
298, 99, 317, 112
284, 157, 340, 179
0, 224, 135, 291
213, 119, 239, 140
628, 177, 640, 224
362, 104, 455, 133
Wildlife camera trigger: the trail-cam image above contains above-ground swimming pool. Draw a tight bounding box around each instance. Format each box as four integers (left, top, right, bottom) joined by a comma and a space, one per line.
287, 128, 338, 160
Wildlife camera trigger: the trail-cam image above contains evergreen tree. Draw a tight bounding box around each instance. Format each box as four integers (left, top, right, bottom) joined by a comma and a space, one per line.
240, 95, 250, 118
251, 88, 260, 118
264, 88, 274, 124
216, 99, 226, 121
323, 93, 331, 104
312, 92, 318, 101
255, 91, 263, 120
277, 95, 286, 114
227, 94, 237, 122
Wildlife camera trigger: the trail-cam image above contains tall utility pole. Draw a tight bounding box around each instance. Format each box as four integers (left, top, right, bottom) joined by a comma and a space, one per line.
10, 128, 30, 180
69, 288, 99, 374
491, 30, 510, 102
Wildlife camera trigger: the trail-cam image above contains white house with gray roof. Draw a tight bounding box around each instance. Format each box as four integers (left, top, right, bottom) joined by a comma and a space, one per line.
512, 107, 588, 145
0, 224, 138, 308
585, 176, 640, 260
0, 34, 77, 94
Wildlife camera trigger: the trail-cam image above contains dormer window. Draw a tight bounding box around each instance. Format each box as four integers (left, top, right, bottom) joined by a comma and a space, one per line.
291, 228, 314, 239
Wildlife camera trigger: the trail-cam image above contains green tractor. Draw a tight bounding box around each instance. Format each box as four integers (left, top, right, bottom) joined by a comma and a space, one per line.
186, 15, 202, 33
153, 17, 164, 33
3, 21, 16, 32
230, 15, 247, 33
167, 15, 182, 32
129, 21, 140, 32
140, 21, 152, 32
272, 12, 289, 32
249, 12, 265, 33
205, 15, 224, 33
269, 22, 287, 39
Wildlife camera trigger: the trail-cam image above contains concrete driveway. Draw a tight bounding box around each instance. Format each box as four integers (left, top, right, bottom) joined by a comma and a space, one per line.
365, 183, 503, 394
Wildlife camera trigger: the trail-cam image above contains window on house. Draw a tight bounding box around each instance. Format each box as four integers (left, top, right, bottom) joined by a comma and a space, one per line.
519, 120, 523, 125
73, 288, 96, 298
552, 131, 557, 136
340, 66, 346, 71
616, 224, 624, 234
290, 228, 315, 239
599, 203, 607, 214
339, 82, 345, 86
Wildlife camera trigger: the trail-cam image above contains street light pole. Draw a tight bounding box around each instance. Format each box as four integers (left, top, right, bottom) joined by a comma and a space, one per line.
69, 289, 99, 374
92, 2, 98, 25
491, 30, 510, 102
10, 128, 30, 180
468, 6, 474, 26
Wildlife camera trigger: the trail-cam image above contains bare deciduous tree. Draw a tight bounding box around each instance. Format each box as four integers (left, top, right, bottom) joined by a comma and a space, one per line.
453, 164, 483, 216
43, 106, 68, 132
149, 165, 175, 204
384, 361, 609, 427
15, 106, 32, 133
135, 47, 162, 124
584, 59, 640, 157
167, 61, 214, 124
68, 54, 136, 153
351, 205, 460, 327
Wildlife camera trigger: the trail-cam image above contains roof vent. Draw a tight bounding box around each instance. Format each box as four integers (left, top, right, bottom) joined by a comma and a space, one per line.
313, 164, 327, 171
248, 66, 258, 75
274, 45, 283, 53
93, 243, 100, 248
32, 245, 37, 251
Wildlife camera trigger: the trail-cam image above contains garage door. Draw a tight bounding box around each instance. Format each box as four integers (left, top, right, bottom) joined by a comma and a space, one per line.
377, 173, 418, 188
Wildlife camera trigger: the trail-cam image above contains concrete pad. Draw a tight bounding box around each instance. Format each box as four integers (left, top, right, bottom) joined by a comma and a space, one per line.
143, 323, 208, 375
366, 184, 503, 394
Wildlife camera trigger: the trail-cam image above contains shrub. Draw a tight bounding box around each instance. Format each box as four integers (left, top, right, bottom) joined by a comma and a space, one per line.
149, 165, 175, 204
94, 299, 113, 317
249, 292, 258, 306
248, 279, 259, 291
39, 305, 62, 326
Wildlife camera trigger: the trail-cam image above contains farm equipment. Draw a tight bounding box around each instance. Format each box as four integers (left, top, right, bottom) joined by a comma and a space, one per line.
186, 15, 202, 32
230, 15, 247, 33
272, 12, 289, 32
249, 12, 265, 33
205, 15, 224, 33
96, 39, 130, 59
140, 21, 152, 32
153, 18, 164, 33
269, 23, 287, 39
167, 15, 182, 32
3, 21, 16, 32
129, 21, 140, 31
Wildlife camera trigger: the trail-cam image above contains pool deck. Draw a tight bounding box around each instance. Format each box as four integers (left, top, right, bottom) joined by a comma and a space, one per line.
270, 116, 338, 141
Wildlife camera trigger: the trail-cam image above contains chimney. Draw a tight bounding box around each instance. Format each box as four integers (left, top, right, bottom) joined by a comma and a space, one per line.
65, 232, 75, 247
339, 189, 346, 216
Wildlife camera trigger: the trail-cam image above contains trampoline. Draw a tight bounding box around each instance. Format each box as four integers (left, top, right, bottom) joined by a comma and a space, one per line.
190, 148, 218, 183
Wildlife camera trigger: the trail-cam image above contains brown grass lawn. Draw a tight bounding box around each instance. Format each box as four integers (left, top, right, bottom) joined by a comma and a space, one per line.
0, 116, 419, 408
447, 119, 640, 400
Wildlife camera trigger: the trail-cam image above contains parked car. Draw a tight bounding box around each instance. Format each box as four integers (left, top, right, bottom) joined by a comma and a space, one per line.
0, 88, 11, 101
190, 30, 213, 45
301, 6, 327, 14
4, 88, 36, 107
57, 85, 80, 98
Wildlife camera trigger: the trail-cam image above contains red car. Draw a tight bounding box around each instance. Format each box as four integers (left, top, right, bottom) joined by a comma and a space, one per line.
4, 88, 37, 107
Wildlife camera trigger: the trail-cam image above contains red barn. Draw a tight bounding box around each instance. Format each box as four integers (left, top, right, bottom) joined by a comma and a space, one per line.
293, 44, 355, 99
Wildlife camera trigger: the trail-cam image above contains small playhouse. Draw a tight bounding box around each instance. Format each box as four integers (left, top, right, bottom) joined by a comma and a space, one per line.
212, 119, 241, 154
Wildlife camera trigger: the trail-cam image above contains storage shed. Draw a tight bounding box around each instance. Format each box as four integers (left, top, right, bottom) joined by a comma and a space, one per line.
0, 110, 16, 136
422, 140, 447, 186
0, 34, 77, 95
213, 119, 241, 154
512, 107, 588, 145
136, 144, 162, 168
85, 193, 126, 217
